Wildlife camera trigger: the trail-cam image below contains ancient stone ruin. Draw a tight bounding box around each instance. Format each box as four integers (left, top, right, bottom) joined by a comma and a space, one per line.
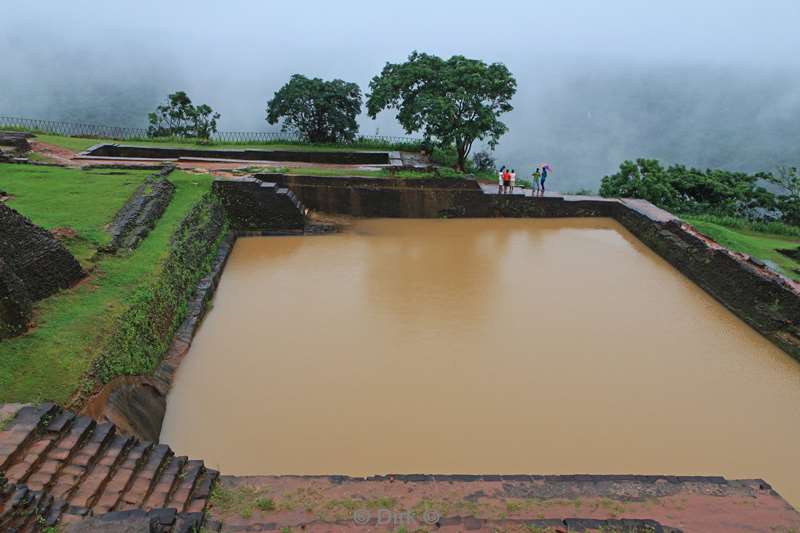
106, 166, 176, 251
0, 258, 32, 338
0, 131, 32, 158
0, 204, 84, 336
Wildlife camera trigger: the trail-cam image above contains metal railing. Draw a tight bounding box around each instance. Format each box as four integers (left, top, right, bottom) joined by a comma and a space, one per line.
0, 115, 423, 146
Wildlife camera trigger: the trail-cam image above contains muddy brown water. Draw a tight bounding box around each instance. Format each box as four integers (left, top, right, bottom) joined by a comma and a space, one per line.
160, 219, 800, 507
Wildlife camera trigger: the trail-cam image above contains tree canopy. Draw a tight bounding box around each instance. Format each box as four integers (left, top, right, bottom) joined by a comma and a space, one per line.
266, 75, 362, 143
147, 91, 220, 139
598, 159, 792, 221
366, 52, 516, 171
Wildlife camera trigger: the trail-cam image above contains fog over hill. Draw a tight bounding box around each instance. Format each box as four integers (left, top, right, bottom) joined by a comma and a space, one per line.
2, 0, 799, 191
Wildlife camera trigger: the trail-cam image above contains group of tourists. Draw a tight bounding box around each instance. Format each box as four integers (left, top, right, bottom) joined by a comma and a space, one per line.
497, 164, 551, 195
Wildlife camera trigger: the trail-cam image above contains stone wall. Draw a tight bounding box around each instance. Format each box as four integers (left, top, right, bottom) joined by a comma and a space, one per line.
0, 204, 84, 301
0, 258, 32, 338
613, 201, 800, 359
107, 166, 176, 250
0, 131, 32, 153
84, 194, 229, 440
82, 143, 391, 165
213, 177, 306, 231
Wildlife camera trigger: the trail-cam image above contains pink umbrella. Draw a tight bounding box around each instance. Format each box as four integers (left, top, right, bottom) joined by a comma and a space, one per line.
541, 164, 553, 172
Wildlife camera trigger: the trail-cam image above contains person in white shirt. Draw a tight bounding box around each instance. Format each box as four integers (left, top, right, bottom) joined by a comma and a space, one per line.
510, 169, 517, 193
498, 165, 505, 194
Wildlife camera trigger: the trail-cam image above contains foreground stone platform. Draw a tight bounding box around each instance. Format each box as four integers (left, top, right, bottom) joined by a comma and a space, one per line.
0, 404, 217, 531
210, 474, 800, 533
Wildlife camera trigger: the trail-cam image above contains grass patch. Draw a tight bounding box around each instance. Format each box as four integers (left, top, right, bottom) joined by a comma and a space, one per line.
0, 165, 213, 403
209, 485, 275, 519
0, 163, 151, 264
682, 213, 800, 238
683, 216, 800, 281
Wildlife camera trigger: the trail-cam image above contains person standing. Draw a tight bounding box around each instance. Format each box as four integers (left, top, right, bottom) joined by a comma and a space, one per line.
498, 165, 506, 194
532, 168, 542, 194
510, 169, 517, 193
540, 164, 550, 195
502, 167, 512, 194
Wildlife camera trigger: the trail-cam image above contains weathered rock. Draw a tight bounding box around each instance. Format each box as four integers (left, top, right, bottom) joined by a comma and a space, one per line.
0, 203, 85, 300
0, 257, 32, 338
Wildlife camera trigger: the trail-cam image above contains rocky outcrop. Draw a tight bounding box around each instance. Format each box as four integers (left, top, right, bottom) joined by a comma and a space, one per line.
0, 404, 218, 531
107, 166, 176, 251
0, 204, 84, 301
0, 258, 32, 339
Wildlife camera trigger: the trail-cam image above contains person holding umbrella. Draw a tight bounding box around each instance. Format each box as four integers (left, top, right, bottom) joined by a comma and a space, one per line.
532, 167, 542, 194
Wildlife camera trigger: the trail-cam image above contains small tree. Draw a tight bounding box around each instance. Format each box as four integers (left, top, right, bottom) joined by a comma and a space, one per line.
367, 52, 516, 171
147, 91, 220, 140
266, 75, 362, 143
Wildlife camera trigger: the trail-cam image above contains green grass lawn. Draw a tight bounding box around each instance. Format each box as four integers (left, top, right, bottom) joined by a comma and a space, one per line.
32, 133, 403, 154
0, 164, 152, 264
0, 165, 214, 403
682, 216, 800, 281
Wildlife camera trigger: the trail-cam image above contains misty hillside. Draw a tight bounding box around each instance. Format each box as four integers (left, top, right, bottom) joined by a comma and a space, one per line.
2, 1, 799, 192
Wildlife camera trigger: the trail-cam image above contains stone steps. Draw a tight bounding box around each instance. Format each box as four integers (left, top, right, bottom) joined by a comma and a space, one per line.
0, 404, 218, 529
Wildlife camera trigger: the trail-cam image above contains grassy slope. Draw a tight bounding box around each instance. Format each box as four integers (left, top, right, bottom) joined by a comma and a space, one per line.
33, 133, 396, 153
683, 217, 800, 281
0, 165, 213, 403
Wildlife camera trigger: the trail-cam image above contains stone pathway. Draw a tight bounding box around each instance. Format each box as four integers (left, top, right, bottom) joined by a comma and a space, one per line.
208, 475, 800, 533
0, 404, 217, 531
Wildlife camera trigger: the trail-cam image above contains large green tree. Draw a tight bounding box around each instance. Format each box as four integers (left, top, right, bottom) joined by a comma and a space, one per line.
147, 91, 220, 140
367, 52, 516, 171
266, 75, 362, 143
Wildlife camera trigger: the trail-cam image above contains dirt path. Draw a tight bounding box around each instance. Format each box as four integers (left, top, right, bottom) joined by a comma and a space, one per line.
210, 475, 800, 533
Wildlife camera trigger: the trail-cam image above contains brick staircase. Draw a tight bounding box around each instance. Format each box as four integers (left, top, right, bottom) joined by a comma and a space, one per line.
0, 403, 218, 531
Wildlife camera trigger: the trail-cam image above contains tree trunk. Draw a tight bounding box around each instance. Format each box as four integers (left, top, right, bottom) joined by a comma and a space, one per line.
456, 145, 467, 172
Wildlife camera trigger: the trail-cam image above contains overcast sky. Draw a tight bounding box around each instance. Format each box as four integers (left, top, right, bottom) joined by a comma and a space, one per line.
2, 0, 799, 189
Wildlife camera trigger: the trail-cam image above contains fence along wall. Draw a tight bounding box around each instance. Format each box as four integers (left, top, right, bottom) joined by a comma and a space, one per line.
0, 115, 421, 145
